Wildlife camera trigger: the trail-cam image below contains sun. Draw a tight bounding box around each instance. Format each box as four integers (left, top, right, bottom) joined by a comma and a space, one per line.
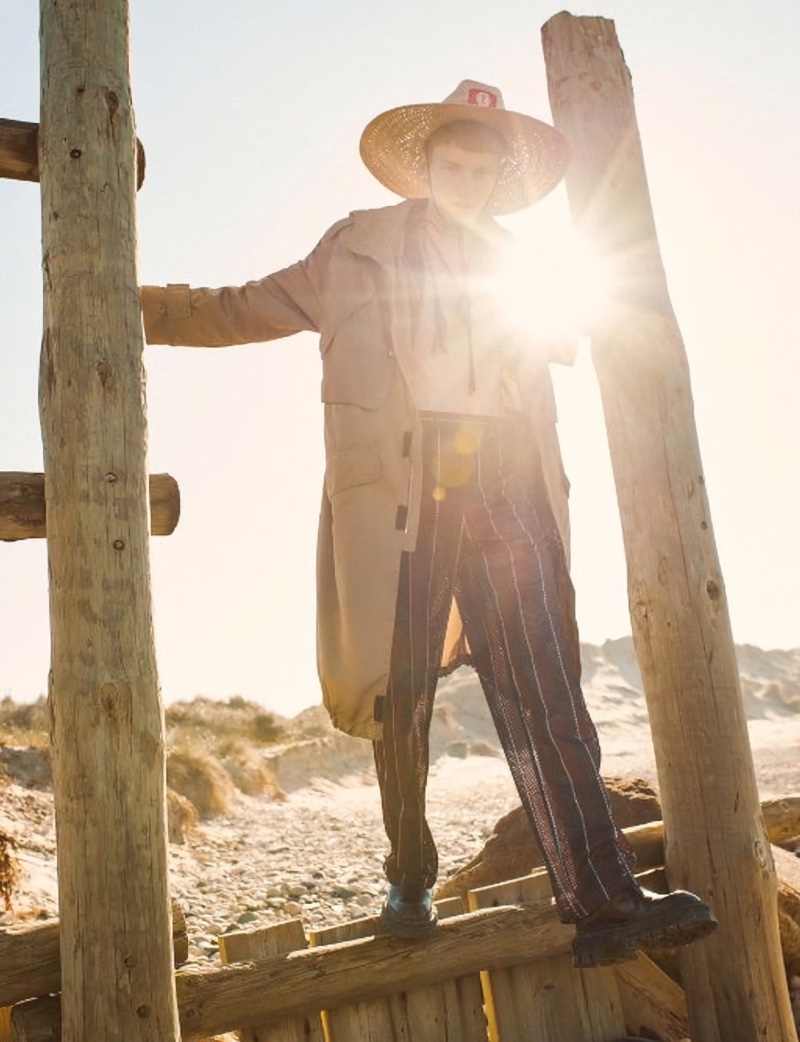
494, 226, 615, 346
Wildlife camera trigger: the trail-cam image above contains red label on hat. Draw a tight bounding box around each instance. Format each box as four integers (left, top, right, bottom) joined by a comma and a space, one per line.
467, 88, 498, 108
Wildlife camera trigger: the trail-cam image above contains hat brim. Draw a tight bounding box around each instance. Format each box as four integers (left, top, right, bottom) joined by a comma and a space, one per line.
359, 102, 569, 215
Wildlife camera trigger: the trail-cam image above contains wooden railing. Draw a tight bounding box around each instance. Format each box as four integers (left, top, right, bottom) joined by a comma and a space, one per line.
3, 800, 799, 1041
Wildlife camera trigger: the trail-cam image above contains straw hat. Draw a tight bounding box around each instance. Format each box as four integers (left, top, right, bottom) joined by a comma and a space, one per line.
359, 79, 569, 215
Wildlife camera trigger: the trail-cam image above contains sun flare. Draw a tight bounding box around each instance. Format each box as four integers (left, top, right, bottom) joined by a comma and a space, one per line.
496, 228, 614, 346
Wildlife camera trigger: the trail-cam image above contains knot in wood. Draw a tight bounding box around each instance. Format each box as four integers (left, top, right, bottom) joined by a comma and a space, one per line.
105, 472, 118, 484
705, 578, 720, 601
136, 1004, 151, 1019
69, 148, 82, 159
753, 837, 772, 872
113, 539, 125, 551
99, 682, 118, 716
96, 359, 114, 390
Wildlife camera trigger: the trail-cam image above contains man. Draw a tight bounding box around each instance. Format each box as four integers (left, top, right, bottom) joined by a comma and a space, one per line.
142, 79, 716, 967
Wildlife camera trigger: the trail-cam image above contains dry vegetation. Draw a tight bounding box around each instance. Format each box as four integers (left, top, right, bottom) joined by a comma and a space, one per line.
0, 695, 49, 747
0, 828, 20, 911
1, 693, 290, 835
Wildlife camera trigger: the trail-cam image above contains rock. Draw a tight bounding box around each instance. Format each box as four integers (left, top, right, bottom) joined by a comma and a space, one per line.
435, 776, 661, 899
774, 845, 800, 977
262, 735, 375, 792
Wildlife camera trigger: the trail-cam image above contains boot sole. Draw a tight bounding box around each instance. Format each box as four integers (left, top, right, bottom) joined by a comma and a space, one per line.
379, 904, 438, 940
572, 902, 717, 968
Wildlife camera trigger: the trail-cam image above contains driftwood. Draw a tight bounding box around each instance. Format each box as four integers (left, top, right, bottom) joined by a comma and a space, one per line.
0, 473, 180, 541
0, 901, 188, 1007
10, 904, 572, 1041
0, 119, 145, 189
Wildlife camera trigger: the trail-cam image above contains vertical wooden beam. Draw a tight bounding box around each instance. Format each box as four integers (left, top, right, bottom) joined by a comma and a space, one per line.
38, 1, 180, 1039
540, 13, 795, 1041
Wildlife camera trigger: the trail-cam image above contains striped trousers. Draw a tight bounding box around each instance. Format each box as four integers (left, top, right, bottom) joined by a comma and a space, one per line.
373, 413, 637, 923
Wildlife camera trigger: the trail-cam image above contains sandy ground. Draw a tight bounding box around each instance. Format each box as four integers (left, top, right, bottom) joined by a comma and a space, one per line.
3, 712, 799, 934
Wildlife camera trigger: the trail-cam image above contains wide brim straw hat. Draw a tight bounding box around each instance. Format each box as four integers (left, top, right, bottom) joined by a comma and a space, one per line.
360, 79, 569, 216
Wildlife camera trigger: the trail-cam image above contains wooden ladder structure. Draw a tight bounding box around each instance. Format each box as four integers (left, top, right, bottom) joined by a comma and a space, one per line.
0, 3, 795, 1039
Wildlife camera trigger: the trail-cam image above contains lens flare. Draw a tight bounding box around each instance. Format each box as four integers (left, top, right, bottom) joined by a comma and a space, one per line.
495, 229, 614, 343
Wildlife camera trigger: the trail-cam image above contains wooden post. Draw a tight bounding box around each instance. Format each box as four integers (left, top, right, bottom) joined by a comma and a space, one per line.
38, 0, 180, 1039
541, 13, 796, 1041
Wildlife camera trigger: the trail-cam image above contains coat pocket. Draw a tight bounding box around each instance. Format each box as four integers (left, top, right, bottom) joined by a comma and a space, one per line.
320, 306, 395, 410
325, 446, 383, 498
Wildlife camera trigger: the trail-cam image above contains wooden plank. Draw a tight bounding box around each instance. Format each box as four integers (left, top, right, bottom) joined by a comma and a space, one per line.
309, 898, 487, 1042
177, 903, 570, 1039
468, 877, 625, 1042
219, 920, 323, 1042
0, 472, 180, 541
0, 900, 188, 1007
541, 14, 795, 1039
11, 904, 574, 1040
9, 995, 60, 1041
0, 118, 145, 189
614, 953, 689, 1042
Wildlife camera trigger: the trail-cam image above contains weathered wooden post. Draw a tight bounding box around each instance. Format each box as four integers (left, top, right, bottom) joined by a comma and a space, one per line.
38, 0, 180, 1037
541, 13, 796, 1041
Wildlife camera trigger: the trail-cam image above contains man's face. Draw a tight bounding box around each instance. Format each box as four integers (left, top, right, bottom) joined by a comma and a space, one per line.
426, 142, 502, 226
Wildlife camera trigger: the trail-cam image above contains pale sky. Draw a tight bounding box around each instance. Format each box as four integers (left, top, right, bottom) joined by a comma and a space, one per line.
1, 0, 799, 716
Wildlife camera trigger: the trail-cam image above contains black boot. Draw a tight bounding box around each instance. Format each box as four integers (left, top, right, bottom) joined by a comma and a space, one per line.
380, 882, 438, 939
573, 886, 717, 968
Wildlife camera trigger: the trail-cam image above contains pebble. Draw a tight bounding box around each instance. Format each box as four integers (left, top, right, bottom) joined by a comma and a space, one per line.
163, 758, 520, 966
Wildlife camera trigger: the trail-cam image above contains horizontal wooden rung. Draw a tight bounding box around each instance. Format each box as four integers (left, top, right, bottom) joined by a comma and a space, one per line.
0, 472, 180, 540
0, 118, 145, 189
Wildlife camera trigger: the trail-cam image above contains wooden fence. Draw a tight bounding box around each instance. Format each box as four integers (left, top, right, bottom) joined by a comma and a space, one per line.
1, 824, 697, 1042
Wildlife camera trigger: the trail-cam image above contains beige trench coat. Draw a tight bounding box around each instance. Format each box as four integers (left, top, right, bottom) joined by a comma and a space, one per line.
141, 200, 572, 739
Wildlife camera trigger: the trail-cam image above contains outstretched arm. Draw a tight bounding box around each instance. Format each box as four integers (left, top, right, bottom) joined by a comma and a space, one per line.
141, 258, 322, 348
